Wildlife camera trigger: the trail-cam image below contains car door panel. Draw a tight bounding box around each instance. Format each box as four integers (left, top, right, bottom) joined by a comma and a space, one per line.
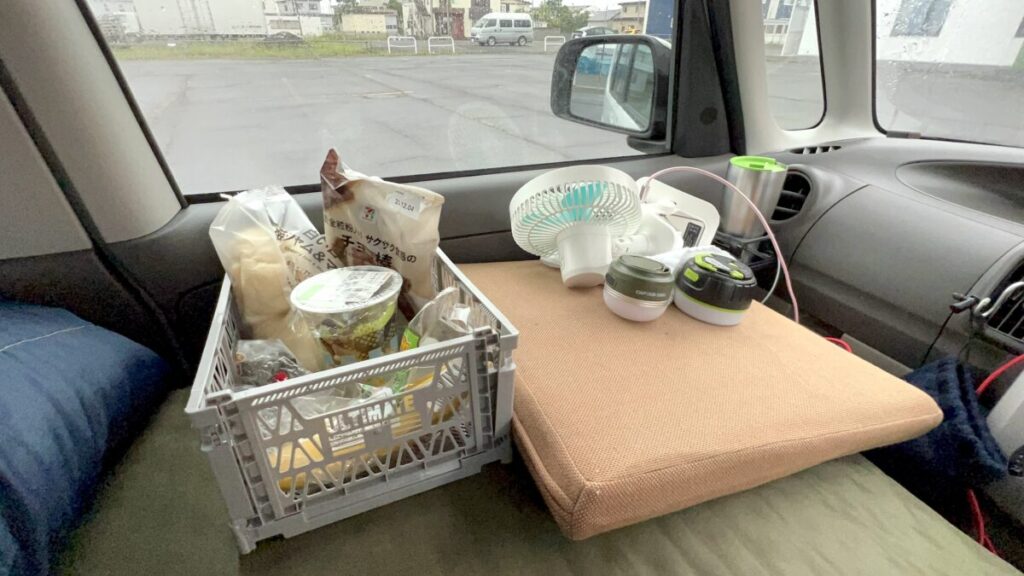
0, 249, 169, 356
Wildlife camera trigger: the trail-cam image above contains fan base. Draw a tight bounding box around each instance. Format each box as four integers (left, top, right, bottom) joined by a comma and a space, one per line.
557, 224, 613, 288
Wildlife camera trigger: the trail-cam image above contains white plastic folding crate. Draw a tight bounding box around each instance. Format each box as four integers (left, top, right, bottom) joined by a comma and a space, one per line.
186, 250, 517, 552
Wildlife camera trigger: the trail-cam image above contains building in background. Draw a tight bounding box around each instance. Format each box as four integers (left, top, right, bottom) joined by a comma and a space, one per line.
265, 0, 336, 36
874, 0, 1023, 66
340, 7, 399, 34
612, 0, 644, 33
128, 0, 267, 37
586, 9, 619, 29
766, 0, 1024, 66
499, 0, 530, 13
85, 1, 142, 40
432, 0, 499, 40
402, 0, 435, 36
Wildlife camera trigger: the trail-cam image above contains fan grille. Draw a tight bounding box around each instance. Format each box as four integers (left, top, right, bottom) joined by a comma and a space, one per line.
511, 179, 642, 256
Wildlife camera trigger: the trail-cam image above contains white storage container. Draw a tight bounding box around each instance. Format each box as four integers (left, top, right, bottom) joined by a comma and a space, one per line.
186, 250, 517, 552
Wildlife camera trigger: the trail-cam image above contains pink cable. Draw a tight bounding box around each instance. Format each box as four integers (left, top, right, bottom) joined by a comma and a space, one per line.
641, 166, 800, 324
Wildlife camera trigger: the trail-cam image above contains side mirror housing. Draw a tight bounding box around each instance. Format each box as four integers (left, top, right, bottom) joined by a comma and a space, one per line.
550, 36, 672, 145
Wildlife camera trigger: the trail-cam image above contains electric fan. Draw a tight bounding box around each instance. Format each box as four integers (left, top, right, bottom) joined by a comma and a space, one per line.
510, 166, 642, 287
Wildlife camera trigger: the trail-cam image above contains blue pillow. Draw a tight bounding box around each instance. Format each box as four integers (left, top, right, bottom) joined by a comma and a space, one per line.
0, 301, 169, 575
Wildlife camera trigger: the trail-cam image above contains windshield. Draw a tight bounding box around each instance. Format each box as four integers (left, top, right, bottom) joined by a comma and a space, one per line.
875, 0, 1024, 147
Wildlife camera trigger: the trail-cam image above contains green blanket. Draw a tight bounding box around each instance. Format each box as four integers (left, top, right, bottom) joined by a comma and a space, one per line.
60, 389, 1018, 576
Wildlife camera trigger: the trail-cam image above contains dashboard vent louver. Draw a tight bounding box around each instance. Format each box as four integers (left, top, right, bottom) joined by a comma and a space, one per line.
988, 262, 1024, 343
790, 145, 842, 155
772, 171, 811, 221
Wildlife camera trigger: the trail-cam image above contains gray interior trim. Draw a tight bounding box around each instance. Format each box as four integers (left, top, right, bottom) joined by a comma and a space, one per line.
0, 87, 91, 258
790, 184, 1021, 367
897, 161, 1024, 225
0, 0, 181, 243
0, 250, 170, 356
72, 0, 185, 204
0, 57, 188, 372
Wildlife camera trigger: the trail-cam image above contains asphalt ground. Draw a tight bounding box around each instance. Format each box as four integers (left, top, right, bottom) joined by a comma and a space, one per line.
119, 48, 1023, 194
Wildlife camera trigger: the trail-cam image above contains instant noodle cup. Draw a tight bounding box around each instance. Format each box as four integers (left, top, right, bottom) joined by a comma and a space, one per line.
290, 266, 402, 366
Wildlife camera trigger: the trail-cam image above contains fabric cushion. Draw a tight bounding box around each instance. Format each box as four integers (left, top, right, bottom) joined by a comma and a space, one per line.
463, 261, 943, 540
0, 301, 169, 575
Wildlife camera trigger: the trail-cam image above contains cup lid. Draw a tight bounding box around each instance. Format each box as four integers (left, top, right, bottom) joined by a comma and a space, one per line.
290, 266, 402, 315
729, 156, 787, 172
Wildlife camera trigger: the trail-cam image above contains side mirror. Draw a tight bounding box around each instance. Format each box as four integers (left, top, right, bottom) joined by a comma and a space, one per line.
550, 36, 672, 144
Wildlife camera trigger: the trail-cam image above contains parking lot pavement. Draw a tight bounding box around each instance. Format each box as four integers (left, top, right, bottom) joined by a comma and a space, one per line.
122, 52, 633, 194
120, 52, 1024, 194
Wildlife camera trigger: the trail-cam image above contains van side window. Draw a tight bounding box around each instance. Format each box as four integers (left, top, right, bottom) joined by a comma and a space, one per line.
515, 20, 530, 28
610, 44, 636, 101
623, 46, 654, 122
500, 19, 513, 28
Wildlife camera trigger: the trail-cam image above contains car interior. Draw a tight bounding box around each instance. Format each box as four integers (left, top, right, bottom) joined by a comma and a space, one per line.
2, 0, 1023, 574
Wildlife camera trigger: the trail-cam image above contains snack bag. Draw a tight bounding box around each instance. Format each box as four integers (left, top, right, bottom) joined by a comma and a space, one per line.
234, 339, 309, 389
392, 287, 480, 392
320, 149, 445, 319
209, 187, 340, 370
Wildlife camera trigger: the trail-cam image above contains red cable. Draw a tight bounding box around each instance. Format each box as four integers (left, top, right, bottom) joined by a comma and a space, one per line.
824, 337, 852, 353
967, 489, 987, 547
976, 353, 1024, 396
962, 355, 1024, 556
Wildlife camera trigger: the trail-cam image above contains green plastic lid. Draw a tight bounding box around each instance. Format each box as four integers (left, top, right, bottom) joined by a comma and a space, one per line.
729, 156, 786, 172
604, 255, 674, 302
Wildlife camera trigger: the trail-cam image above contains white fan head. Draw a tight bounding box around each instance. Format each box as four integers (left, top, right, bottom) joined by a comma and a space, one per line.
510, 166, 642, 286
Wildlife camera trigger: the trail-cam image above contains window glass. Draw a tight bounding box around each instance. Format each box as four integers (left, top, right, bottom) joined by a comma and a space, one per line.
876, 0, 1024, 147
83, 0, 673, 194
761, 0, 824, 129
515, 20, 530, 28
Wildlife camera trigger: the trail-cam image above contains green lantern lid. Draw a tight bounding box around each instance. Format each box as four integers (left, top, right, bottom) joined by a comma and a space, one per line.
604, 255, 675, 303
676, 251, 758, 312
729, 156, 787, 172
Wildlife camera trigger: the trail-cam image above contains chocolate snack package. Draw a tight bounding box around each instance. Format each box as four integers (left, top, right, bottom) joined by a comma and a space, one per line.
320, 149, 445, 319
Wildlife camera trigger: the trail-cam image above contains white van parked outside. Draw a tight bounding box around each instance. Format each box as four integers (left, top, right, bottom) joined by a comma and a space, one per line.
470, 13, 534, 46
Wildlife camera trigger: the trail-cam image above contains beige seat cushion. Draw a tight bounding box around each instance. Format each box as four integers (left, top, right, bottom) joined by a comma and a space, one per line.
463, 261, 942, 540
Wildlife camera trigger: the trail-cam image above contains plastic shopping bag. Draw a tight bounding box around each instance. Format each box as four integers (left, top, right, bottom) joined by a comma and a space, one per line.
209, 187, 340, 370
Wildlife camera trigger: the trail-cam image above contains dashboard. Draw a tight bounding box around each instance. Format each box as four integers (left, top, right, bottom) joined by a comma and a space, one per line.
763, 138, 1024, 370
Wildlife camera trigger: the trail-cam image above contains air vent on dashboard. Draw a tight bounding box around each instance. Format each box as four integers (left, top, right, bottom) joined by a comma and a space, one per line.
988, 262, 1024, 343
790, 145, 842, 155
772, 171, 811, 221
